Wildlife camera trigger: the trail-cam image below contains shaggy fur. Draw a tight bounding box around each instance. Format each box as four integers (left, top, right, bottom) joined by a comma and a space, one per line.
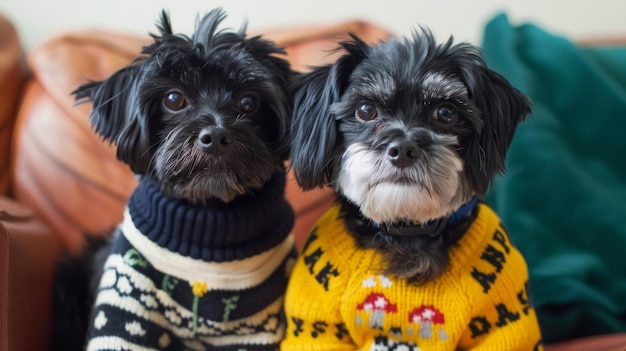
289, 30, 530, 284
51, 9, 293, 350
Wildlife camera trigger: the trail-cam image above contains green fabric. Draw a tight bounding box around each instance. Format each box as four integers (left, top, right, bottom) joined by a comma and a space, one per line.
482, 14, 626, 343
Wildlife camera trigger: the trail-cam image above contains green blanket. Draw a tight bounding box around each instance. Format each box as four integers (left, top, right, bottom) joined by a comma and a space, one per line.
482, 14, 626, 343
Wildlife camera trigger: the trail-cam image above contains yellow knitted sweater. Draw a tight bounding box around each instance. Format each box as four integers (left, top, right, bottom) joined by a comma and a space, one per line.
281, 204, 542, 351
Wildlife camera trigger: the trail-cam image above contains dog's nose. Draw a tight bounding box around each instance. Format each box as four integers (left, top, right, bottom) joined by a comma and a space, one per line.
198, 127, 233, 153
386, 140, 419, 168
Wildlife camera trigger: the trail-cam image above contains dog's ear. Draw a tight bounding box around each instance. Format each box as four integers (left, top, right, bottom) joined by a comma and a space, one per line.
290, 35, 369, 190
73, 65, 152, 174
246, 36, 292, 86
463, 66, 531, 195
245, 36, 294, 161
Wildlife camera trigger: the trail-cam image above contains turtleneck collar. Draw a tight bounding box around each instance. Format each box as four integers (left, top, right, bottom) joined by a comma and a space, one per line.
126, 172, 294, 262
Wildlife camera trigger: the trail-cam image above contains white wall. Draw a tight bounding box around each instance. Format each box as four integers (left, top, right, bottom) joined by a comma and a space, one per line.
1, 0, 625, 52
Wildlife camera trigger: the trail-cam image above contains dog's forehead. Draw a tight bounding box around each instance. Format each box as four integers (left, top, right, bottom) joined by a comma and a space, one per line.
420, 72, 468, 101
350, 65, 468, 103
350, 66, 397, 102
351, 39, 471, 101
148, 46, 270, 85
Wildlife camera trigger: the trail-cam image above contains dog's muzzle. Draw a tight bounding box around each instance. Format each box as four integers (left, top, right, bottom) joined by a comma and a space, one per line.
386, 139, 420, 168
199, 126, 233, 154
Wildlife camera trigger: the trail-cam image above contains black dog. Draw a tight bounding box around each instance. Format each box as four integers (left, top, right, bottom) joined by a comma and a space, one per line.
52, 9, 295, 351
282, 31, 543, 349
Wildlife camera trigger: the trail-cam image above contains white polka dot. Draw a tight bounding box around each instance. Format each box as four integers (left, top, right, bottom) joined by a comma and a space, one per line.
378, 275, 393, 288
140, 294, 158, 308
362, 276, 377, 288
117, 276, 133, 294
94, 311, 107, 329
99, 270, 116, 289
125, 321, 146, 336
164, 309, 182, 325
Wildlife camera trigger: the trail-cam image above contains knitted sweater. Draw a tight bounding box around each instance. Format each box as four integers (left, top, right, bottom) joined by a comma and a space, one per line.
86, 173, 296, 351
281, 204, 542, 351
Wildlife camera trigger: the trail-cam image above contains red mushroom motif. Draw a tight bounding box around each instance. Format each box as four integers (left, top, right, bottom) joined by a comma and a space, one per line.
408, 305, 448, 341
356, 293, 397, 329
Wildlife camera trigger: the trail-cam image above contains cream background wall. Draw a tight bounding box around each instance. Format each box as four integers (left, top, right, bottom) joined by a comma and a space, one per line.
1, 0, 625, 52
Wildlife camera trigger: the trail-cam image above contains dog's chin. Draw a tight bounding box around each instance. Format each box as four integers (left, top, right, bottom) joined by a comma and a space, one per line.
164, 172, 264, 203
153, 140, 282, 203
356, 183, 459, 223
337, 143, 467, 224
156, 157, 283, 203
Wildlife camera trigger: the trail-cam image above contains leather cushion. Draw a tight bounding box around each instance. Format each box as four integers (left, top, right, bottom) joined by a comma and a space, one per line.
0, 16, 27, 195
0, 196, 61, 351
11, 22, 389, 251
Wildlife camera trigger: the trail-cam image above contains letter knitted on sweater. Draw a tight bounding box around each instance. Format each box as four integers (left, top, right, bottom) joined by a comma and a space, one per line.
281, 204, 543, 351
86, 173, 296, 351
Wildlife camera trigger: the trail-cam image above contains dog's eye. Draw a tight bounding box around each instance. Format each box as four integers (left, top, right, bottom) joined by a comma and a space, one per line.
163, 91, 186, 111
432, 104, 457, 124
238, 93, 260, 114
355, 102, 378, 121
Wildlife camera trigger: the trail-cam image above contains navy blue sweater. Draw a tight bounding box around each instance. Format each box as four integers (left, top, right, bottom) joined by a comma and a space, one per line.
86, 172, 295, 351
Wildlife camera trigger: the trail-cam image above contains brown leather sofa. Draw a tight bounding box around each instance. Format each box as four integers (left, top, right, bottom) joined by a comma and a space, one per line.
1, 13, 625, 351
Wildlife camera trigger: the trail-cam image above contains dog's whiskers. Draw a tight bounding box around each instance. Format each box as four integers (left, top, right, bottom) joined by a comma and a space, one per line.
143, 139, 168, 175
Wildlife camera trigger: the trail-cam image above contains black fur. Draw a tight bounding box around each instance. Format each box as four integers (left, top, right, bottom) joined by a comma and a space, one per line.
291, 31, 529, 192
52, 8, 293, 350
50, 235, 111, 351
74, 9, 292, 204
289, 30, 530, 283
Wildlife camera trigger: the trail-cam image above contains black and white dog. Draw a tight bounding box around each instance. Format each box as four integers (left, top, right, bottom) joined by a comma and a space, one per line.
53, 9, 295, 351
282, 31, 543, 350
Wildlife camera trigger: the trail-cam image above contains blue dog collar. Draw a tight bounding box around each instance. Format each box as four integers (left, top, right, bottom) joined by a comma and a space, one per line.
373, 196, 479, 237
